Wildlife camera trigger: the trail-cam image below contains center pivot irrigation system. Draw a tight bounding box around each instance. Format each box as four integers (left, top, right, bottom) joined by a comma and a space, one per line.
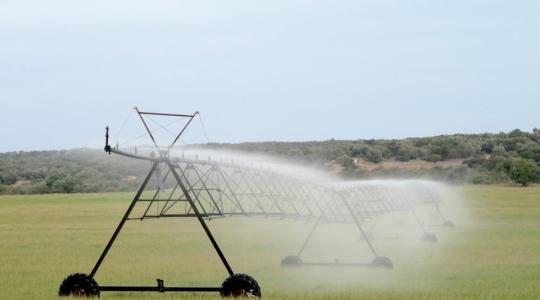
59, 108, 454, 298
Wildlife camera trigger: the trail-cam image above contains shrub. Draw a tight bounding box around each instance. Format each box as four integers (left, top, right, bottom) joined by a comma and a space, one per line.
364, 148, 383, 163
396, 143, 417, 162
507, 159, 538, 186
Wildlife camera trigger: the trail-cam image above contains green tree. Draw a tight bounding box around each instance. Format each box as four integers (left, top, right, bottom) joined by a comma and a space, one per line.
481, 142, 494, 153
364, 148, 383, 163
396, 143, 416, 162
507, 159, 538, 186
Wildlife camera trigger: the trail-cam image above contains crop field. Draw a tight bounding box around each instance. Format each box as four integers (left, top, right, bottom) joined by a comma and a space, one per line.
0, 186, 539, 299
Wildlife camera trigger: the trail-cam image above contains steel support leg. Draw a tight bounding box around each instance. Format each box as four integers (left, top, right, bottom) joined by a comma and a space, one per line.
337, 192, 379, 258
296, 218, 321, 257
167, 161, 234, 276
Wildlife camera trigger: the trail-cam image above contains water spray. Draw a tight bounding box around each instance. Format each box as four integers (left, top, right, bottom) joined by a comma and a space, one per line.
58, 108, 455, 298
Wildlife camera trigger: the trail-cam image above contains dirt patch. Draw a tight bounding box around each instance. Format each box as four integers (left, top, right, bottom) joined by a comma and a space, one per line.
13, 180, 30, 187
122, 176, 137, 181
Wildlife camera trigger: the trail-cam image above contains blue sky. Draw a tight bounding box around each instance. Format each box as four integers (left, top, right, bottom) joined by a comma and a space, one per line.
1, 0, 539, 152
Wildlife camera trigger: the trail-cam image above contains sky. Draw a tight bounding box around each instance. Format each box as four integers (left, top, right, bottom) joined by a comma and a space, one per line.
1, 0, 539, 152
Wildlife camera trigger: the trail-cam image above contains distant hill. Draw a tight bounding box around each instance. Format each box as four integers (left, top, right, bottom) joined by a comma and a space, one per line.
0, 149, 149, 195
1, 128, 539, 194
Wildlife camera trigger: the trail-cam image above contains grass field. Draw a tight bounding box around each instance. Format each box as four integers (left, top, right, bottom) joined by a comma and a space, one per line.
0, 186, 539, 299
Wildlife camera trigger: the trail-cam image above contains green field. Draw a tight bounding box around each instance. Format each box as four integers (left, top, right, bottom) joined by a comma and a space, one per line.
1, 186, 539, 299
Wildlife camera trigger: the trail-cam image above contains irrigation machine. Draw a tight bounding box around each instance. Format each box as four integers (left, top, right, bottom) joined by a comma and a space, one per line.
59, 108, 454, 297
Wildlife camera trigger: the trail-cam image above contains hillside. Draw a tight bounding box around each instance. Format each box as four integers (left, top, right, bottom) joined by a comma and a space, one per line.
1, 128, 540, 194
0, 149, 149, 195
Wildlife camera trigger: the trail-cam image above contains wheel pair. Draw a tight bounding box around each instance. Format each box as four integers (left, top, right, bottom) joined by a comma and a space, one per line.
58, 272, 261, 298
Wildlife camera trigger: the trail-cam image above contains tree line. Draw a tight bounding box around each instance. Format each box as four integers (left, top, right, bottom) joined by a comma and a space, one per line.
1, 129, 539, 195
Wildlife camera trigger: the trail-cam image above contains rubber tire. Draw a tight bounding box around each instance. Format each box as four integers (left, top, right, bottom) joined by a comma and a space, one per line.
443, 220, 455, 228
58, 273, 100, 297
220, 273, 261, 298
280, 255, 302, 266
421, 232, 438, 243
371, 256, 394, 269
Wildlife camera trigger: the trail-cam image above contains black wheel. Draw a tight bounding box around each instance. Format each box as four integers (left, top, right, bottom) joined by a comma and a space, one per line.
371, 256, 393, 269
280, 255, 302, 266
58, 273, 100, 297
420, 232, 438, 243
443, 220, 455, 228
220, 273, 261, 298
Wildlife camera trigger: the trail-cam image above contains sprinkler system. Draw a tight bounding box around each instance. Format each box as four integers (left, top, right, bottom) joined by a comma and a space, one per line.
59, 108, 454, 298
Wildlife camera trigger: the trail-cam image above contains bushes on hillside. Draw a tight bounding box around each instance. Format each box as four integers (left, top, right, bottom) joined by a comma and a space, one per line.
0, 149, 148, 195
2, 128, 540, 195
